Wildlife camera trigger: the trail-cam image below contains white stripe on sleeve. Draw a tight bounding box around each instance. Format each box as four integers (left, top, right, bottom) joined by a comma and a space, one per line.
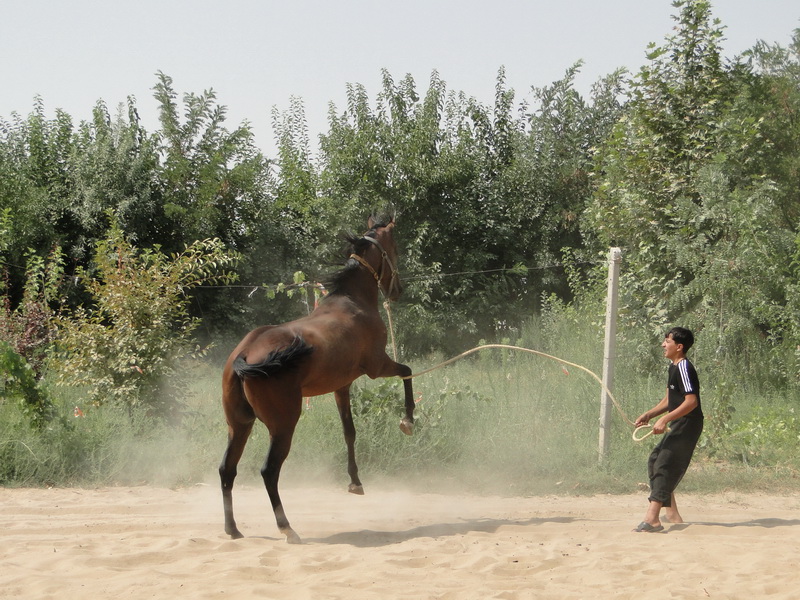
678, 360, 694, 393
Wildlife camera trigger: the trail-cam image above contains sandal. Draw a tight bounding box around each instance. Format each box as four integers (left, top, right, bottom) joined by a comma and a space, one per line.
633, 521, 664, 533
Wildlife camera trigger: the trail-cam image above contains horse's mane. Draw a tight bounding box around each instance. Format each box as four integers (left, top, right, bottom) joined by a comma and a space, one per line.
321, 211, 394, 294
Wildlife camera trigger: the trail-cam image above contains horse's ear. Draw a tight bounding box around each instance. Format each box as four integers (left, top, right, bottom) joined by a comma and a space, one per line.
368, 208, 396, 230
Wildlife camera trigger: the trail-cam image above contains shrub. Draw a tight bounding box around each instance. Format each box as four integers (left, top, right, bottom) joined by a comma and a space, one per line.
50, 220, 239, 415
0, 341, 53, 427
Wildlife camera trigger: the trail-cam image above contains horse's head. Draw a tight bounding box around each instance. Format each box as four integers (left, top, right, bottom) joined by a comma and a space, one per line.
361, 214, 403, 301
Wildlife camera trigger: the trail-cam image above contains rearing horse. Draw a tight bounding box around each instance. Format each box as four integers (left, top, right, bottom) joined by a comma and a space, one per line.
219, 214, 415, 543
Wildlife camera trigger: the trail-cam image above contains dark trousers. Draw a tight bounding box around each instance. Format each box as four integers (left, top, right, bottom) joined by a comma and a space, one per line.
647, 416, 704, 506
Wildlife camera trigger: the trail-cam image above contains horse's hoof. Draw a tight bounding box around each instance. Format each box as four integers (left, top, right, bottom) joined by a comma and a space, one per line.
284, 530, 302, 544
399, 418, 414, 436
226, 526, 244, 539
348, 483, 364, 495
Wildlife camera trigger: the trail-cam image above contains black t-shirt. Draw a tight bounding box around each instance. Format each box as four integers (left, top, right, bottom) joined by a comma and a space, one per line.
668, 358, 703, 420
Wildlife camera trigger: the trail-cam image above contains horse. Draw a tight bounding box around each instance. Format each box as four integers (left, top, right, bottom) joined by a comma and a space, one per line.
219, 213, 415, 544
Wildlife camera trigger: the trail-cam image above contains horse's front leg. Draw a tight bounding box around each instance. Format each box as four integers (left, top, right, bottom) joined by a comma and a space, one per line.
396, 364, 415, 436
334, 385, 364, 495
371, 357, 415, 435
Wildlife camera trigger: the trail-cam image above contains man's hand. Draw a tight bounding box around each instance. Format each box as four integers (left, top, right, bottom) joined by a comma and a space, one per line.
653, 416, 670, 434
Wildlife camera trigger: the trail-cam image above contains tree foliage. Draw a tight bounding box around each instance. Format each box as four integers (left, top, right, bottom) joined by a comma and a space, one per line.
51, 221, 240, 413
316, 66, 620, 352
587, 0, 800, 381
2, 0, 800, 397
153, 72, 271, 252
0, 340, 53, 427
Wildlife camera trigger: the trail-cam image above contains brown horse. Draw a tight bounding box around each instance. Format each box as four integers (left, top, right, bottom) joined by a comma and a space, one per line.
219, 214, 415, 543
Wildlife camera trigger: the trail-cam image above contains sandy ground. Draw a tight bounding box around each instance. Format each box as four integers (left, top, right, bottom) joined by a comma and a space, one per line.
1, 483, 799, 599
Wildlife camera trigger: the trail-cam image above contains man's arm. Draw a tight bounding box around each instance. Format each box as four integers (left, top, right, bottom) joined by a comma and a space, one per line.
652, 394, 698, 434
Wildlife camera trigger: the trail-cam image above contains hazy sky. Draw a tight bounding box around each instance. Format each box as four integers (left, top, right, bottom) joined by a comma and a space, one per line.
2, 0, 798, 155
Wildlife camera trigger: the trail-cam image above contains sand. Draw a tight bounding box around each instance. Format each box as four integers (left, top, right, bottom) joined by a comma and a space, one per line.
1, 483, 799, 599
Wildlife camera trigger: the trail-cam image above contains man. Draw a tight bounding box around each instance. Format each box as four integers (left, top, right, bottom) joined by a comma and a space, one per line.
633, 327, 703, 532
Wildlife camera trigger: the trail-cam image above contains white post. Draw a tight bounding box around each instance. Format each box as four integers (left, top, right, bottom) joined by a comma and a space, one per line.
599, 247, 622, 463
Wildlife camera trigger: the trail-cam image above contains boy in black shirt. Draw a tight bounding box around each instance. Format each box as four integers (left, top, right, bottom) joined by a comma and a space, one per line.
633, 327, 703, 532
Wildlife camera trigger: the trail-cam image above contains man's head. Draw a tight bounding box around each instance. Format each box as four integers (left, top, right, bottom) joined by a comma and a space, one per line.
666, 327, 694, 353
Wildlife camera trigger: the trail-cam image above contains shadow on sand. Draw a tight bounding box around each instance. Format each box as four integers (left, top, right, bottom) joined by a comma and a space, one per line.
691, 517, 800, 529
305, 515, 577, 547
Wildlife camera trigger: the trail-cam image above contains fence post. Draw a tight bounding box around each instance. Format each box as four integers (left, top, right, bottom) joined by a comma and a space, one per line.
599, 247, 622, 463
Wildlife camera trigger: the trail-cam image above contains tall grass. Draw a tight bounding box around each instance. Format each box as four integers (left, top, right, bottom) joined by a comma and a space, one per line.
0, 375, 226, 488
3, 316, 800, 495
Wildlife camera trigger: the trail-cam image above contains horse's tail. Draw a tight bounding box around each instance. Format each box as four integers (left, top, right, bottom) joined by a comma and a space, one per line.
233, 335, 314, 379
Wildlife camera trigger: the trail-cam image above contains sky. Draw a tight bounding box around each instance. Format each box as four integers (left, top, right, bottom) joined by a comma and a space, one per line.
2, 0, 798, 156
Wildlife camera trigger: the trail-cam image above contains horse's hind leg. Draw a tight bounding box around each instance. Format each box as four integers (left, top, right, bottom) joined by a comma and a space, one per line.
219, 419, 253, 539
334, 385, 364, 495
261, 427, 302, 544
253, 390, 303, 544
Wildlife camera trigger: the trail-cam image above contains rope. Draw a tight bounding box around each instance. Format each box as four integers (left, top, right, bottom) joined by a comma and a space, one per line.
383, 301, 398, 362
382, 306, 662, 440
377, 266, 652, 441
632, 425, 658, 441
400, 343, 639, 430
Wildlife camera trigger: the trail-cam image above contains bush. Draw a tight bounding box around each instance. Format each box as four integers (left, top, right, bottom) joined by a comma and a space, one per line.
49, 220, 239, 415
0, 341, 53, 427
4, 301, 800, 495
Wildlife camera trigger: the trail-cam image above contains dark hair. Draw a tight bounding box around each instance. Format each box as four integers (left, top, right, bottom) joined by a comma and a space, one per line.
666, 327, 694, 352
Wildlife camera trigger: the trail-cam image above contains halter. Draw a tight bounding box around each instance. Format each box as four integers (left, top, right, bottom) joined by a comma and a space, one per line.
349, 234, 401, 298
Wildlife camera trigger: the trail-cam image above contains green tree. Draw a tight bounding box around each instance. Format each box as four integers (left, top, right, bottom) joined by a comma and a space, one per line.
586, 1, 800, 382
743, 30, 800, 378
0, 95, 164, 312
150, 73, 301, 341
152, 72, 269, 252
588, 0, 731, 251
0, 100, 77, 298
319, 69, 495, 350
51, 220, 240, 414
0, 341, 53, 427
587, 1, 735, 330
68, 99, 163, 255
318, 67, 621, 352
